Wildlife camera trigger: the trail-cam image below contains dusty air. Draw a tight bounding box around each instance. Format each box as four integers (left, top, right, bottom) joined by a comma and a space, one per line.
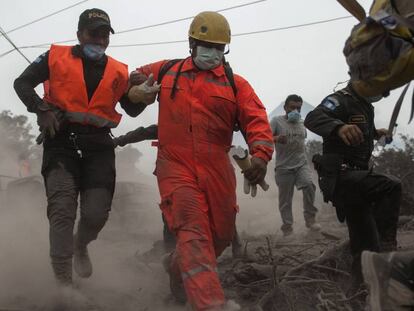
1, 1, 414, 310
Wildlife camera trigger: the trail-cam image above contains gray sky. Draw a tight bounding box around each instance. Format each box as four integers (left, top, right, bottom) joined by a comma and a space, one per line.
1, 0, 413, 173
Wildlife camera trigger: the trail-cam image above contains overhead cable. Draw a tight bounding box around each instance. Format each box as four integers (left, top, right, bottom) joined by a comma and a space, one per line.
1, 15, 353, 57
107, 15, 354, 48
14, 0, 267, 48
0, 26, 30, 63
1, 0, 89, 36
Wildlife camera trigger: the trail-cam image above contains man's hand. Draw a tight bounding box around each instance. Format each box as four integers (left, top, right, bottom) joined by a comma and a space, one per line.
337, 124, 364, 146
243, 156, 267, 185
274, 134, 287, 144
129, 70, 148, 86
376, 128, 393, 144
128, 73, 161, 105
36, 110, 60, 139
376, 128, 388, 138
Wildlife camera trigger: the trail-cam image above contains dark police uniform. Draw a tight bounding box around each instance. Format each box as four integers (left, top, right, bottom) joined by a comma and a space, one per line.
14, 46, 146, 285
304, 86, 401, 280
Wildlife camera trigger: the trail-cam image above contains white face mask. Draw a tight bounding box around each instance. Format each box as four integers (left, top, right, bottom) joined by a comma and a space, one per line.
287, 110, 301, 123
193, 46, 224, 70
82, 43, 106, 60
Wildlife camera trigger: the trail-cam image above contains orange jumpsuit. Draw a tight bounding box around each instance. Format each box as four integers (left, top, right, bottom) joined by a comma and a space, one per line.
138, 58, 273, 310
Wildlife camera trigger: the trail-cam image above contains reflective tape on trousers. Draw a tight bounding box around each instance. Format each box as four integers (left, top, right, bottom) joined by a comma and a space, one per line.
181, 264, 218, 280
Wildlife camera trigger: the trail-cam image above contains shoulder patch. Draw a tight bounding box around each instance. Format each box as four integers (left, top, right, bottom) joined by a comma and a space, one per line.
322, 97, 340, 111
33, 52, 46, 64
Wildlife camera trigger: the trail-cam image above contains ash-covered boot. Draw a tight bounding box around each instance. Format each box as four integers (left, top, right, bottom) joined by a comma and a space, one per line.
73, 234, 92, 278
51, 256, 73, 287
362, 250, 414, 311
162, 252, 187, 304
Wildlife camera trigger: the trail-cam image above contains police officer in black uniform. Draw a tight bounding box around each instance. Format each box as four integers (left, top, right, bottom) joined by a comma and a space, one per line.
13, 9, 147, 288
304, 85, 401, 287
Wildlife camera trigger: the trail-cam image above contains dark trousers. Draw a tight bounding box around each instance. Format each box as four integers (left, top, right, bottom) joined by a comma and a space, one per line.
42, 145, 115, 280
336, 170, 401, 278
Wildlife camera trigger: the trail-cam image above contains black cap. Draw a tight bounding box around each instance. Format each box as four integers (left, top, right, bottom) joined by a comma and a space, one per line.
78, 8, 114, 34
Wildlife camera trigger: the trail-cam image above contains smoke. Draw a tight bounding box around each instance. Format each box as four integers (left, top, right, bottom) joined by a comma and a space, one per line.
0, 180, 55, 309
0, 126, 325, 310
235, 165, 326, 237
0, 137, 181, 310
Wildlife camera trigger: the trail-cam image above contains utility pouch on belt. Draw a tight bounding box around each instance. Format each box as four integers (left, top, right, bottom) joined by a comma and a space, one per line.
312, 154, 343, 203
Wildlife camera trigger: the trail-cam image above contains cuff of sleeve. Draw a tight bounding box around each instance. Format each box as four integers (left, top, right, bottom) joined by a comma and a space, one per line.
252, 150, 272, 163
374, 131, 381, 140
36, 99, 53, 113
28, 97, 46, 113
329, 121, 345, 137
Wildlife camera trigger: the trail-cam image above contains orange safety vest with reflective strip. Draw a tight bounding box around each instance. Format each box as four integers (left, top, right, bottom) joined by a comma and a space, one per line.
44, 45, 128, 128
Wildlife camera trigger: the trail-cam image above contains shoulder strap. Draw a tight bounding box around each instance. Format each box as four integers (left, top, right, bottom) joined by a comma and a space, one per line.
223, 61, 238, 97
157, 59, 183, 84
222, 61, 245, 138
158, 58, 238, 96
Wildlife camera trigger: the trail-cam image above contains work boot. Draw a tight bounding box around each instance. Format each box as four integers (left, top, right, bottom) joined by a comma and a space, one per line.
205, 300, 241, 311
51, 257, 73, 287
222, 300, 241, 311
305, 219, 321, 232
362, 250, 414, 311
73, 235, 92, 278
281, 224, 293, 237
162, 252, 187, 304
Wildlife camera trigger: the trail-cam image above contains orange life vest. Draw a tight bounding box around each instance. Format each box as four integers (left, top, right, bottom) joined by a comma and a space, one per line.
44, 45, 128, 128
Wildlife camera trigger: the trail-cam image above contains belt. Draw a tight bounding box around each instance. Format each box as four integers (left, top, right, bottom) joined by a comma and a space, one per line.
341, 163, 367, 171
62, 123, 110, 134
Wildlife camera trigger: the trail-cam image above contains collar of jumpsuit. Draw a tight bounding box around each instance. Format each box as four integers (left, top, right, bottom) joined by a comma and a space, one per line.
180, 57, 226, 77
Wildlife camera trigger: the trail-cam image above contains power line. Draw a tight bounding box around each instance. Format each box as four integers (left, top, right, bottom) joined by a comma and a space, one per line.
105, 15, 354, 48
0, 48, 15, 58
16, 0, 267, 48
0, 26, 30, 63
1, 0, 89, 36
232, 15, 353, 37
1, 14, 354, 56
116, 0, 267, 35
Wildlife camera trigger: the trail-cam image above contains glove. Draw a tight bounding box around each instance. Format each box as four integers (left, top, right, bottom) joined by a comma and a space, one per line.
129, 70, 148, 86
231, 147, 270, 198
243, 176, 269, 197
243, 177, 258, 197
128, 73, 161, 105
36, 110, 60, 139
243, 157, 268, 186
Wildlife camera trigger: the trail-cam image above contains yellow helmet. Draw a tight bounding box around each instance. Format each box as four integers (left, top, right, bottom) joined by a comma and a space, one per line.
188, 11, 231, 45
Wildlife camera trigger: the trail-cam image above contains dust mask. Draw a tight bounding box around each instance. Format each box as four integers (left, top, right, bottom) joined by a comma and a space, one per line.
287, 110, 301, 123
82, 44, 106, 61
193, 46, 224, 70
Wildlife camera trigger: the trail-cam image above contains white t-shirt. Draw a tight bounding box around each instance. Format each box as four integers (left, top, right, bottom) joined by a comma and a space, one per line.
270, 115, 307, 170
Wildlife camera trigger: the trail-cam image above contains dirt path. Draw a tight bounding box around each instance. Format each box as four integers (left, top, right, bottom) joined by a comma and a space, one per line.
1, 175, 413, 311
